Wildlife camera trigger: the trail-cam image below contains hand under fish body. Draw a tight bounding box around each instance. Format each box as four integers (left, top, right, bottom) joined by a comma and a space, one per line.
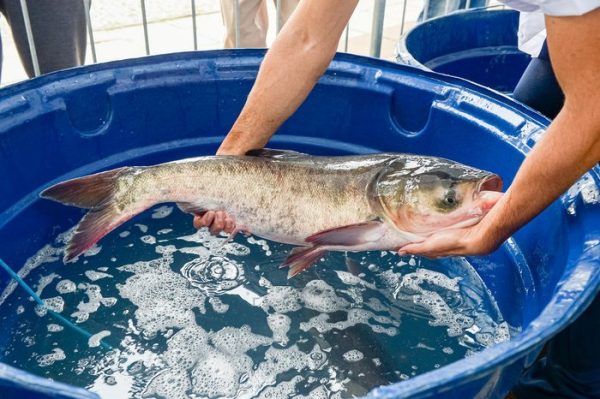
41, 149, 503, 277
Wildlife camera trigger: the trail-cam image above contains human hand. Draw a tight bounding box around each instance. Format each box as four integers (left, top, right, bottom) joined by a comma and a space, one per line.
190, 147, 246, 236
398, 223, 502, 259
193, 210, 236, 235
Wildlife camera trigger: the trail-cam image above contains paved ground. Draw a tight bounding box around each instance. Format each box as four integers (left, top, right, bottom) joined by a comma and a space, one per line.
0, 0, 502, 86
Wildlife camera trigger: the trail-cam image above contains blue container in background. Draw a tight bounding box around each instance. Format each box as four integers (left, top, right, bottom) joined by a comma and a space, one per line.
0, 50, 599, 399
396, 9, 531, 93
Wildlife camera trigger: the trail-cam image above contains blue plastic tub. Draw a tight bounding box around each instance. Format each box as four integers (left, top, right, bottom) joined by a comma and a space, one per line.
396, 9, 532, 93
0, 50, 598, 399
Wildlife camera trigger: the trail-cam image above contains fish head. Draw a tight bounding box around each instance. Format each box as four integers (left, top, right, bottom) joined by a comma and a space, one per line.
371, 157, 503, 236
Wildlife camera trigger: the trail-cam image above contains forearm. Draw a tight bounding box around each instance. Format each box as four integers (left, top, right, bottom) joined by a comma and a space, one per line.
477, 9, 600, 249
371, 9, 600, 259
218, 34, 332, 154
479, 104, 600, 247
217, 0, 358, 155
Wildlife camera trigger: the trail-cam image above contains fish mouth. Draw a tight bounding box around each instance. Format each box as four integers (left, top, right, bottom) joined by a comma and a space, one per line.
467, 174, 504, 219
474, 175, 503, 198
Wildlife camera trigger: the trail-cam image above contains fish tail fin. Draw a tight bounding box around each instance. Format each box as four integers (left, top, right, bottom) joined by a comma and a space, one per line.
281, 246, 327, 278
63, 204, 134, 262
41, 168, 130, 209
41, 167, 152, 262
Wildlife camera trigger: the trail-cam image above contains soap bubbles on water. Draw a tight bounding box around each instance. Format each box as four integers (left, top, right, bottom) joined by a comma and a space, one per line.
180, 256, 245, 295
343, 349, 364, 363
0, 207, 515, 399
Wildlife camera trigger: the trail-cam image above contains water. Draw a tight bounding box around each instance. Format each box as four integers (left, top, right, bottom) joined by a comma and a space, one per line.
0, 206, 513, 398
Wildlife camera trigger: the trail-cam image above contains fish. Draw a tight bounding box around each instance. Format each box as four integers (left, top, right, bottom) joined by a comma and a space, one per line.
40, 149, 503, 277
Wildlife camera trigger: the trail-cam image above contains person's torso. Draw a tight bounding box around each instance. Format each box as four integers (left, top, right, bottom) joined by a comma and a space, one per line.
498, 0, 600, 56
498, 0, 600, 16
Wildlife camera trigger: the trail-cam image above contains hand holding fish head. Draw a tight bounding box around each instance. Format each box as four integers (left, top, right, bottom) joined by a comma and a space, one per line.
371, 157, 503, 238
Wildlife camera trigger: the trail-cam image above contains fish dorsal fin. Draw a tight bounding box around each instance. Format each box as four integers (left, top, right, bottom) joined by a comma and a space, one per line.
245, 148, 309, 159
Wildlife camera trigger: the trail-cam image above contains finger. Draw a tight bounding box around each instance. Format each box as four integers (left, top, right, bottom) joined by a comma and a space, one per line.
399, 243, 428, 256
210, 211, 225, 235
200, 211, 215, 227
400, 242, 447, 258
193, 211, 213, 229
224, 217, 235, 234
401, 244, 457, 258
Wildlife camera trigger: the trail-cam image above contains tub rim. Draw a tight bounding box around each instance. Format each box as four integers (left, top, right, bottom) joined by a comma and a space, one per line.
0, 49, 597, 399
394, 8, 523, 72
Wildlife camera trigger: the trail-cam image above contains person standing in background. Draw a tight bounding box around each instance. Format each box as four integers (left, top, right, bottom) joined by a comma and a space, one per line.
220, 0, 300, 48
0, 0, 87, 81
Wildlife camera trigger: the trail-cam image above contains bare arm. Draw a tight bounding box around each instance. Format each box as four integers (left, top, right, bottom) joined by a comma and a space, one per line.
217, 0, 359, 155
196, 1, 357, 233
400, 7, 600, 257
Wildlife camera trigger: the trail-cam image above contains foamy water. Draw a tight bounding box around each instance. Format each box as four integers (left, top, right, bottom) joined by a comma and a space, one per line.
0, 206, 514, 398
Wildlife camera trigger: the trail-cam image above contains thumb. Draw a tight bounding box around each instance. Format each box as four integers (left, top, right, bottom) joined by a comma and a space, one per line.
398, 242, 428, 256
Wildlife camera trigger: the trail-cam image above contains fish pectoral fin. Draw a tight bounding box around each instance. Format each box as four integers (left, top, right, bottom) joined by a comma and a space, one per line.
245, 148, 309, 159
281, 246, 327, 278
176, 202, 207, 215
282, 222, 387, 277
305, 221, 386, 246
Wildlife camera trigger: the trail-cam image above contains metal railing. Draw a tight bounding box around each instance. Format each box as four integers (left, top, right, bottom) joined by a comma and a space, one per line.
17, 0, 501, 78
18, 0, 39, 76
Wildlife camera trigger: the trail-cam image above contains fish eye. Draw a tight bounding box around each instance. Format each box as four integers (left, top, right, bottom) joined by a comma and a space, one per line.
437, 190, 460, 211
444, 194, 456, 205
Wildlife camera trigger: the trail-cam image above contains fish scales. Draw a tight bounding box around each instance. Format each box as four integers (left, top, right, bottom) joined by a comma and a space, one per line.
139, 156, 382, 244
40, 150, 502, 275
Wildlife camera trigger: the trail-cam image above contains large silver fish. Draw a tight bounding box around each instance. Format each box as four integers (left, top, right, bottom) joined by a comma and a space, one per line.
41, 149, 503, 277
